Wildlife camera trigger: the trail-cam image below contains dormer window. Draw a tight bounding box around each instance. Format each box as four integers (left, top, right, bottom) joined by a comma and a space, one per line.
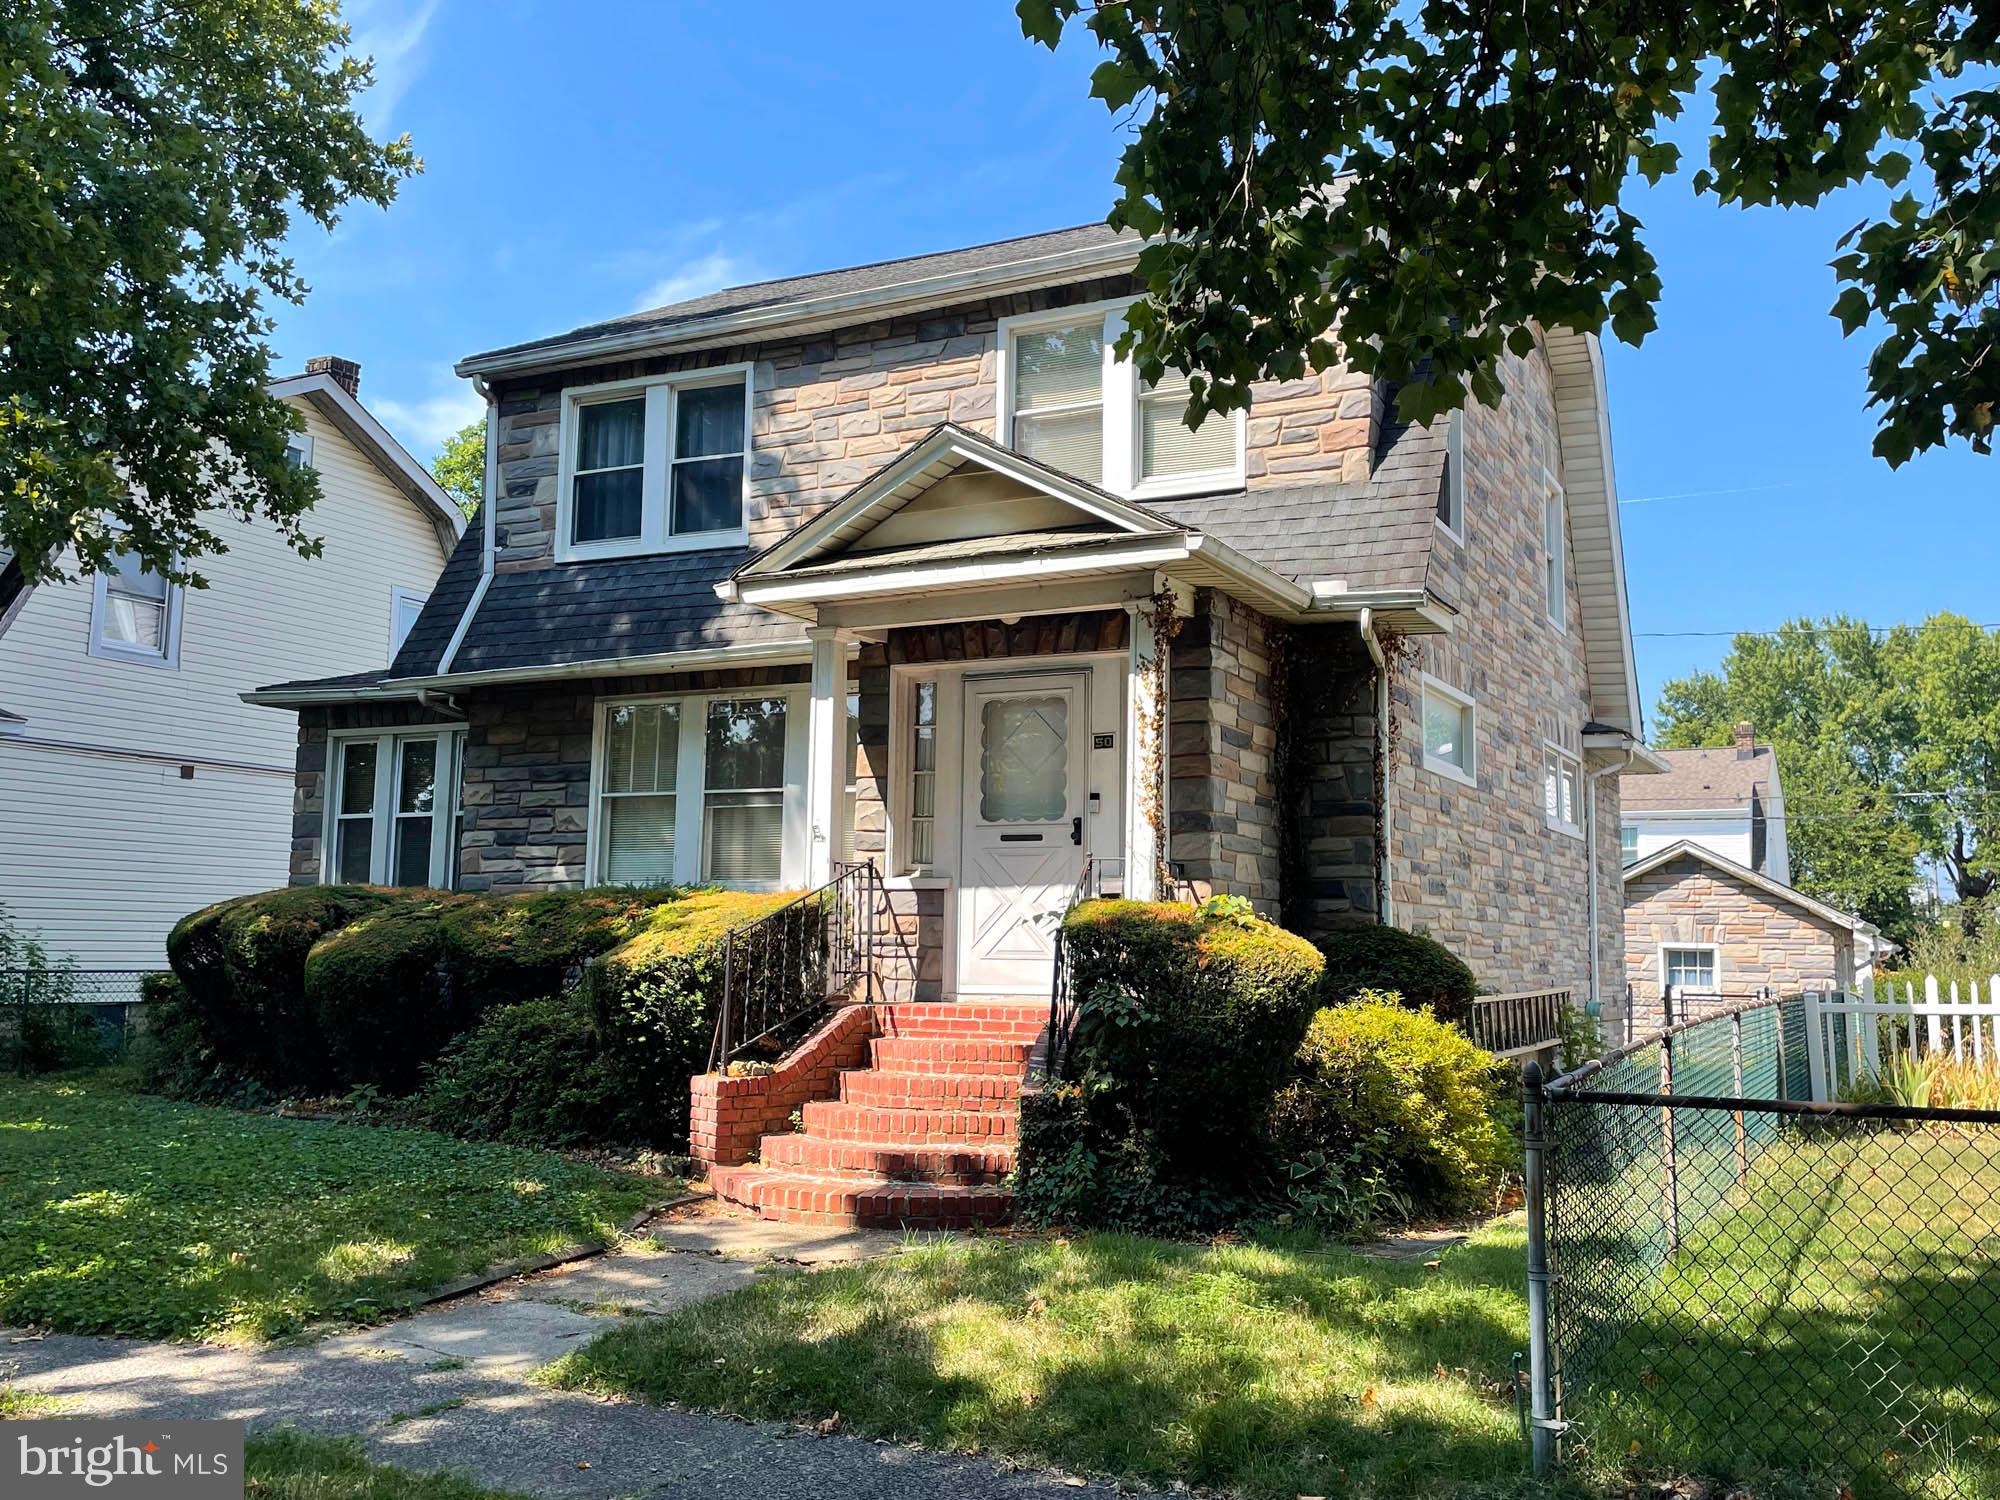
556, 367, 751, 560
999, 300, 1244, 500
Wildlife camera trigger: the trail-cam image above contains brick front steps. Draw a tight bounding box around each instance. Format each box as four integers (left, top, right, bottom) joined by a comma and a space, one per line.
705, 1001, 1043, 1230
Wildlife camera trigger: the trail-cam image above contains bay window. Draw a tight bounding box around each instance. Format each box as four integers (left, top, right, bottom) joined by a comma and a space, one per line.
326, 729, 463, 887
591, 688, 805, 888
558, 367, 751, 560
999, 300, 1244, 500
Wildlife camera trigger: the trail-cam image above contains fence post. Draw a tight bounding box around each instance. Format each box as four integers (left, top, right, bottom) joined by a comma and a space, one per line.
1522, 1060, 1558, 1473
1730, 1007, 1747, 1188
1925, 974, 1944, 1055
1661, 987, 1680, 1258
1769, 988, 1790, 1101
1804, 990, 1829, 1102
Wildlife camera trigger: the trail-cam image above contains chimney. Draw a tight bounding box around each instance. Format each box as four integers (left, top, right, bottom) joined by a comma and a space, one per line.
306, 355, 361, 399
1734, 720, 1756, 757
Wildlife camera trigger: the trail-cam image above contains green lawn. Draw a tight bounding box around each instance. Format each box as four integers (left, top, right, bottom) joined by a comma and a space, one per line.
542, 1221, 1568, 1500
244, 1433, 529, 1500
0, 1073, 660, 1343
1570, 1125, 2000, 1499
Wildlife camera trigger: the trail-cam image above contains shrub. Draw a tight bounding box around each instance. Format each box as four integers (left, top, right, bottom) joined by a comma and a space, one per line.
1016, 898, 1324, 1234
305, 888, 667, 1092
1269, 995, 1514, 1218
577, 889, 802, 1148
1315, 925, 1479, 1025
416, 997, 638, 1147
165, 885, 410, 1087
131, 972, 263, 1103
0, 912, 108, 1074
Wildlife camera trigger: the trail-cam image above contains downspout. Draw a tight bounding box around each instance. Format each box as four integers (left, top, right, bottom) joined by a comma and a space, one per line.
436, 377, 499, 675
1359, 608, 1393, 925
1584, 746, 1636, 1027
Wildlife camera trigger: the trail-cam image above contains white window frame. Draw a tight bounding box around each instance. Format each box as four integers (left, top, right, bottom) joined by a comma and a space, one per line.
388, 586, 429, 660
1660, 942, 1721, 996
1419, 673, 1477, 787
321, 727, 465, 888
996, 298, 1246, 503
285, 433, 314, 469
888, 673, 943, 878
554, 364, 753, 563
1543, 469, 1567, 630
585, 686, 808, 890
1620, 823, 1640, 864
87, 552, 184, 670
1543, 742, 1583, 840
1435, 408, 1465, 541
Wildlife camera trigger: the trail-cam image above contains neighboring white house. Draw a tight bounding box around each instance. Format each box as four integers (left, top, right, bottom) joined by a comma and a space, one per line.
0, 359, 462, 974
1620, 721, 1791, 882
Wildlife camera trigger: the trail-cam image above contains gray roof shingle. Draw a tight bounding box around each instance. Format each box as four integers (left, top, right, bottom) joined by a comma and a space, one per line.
1623, 745, 1778, 811
464, 224, 1135, 368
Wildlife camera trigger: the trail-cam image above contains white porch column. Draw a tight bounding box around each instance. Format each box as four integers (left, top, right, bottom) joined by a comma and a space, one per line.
805, 625, 850, 887
1121, 600, 1166, 902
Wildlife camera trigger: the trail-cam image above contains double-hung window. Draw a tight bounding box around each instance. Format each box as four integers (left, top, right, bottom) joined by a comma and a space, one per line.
1662, 944, 1719, 995
1000, 300, 1244, 500
1543, 745, 1582, 838
558, 368, 751, 560
1543, 473, 1567, 629
1420, 675, 1476, 786
591, 689, 804, 888
89, 550, 182, 668
327, 729, 463, 887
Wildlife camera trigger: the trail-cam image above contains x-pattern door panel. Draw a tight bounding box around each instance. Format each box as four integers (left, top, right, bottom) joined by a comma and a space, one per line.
957, 673, 1089, 994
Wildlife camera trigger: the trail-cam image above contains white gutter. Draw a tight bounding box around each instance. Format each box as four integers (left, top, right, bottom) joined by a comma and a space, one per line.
1359, 607, 1393, 925
242, 685, 426, 707
455, 238, 1142, 381
436, 378, 498, 675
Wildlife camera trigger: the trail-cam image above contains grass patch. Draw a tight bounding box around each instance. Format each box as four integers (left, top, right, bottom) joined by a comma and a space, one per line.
246, 1431, 528, 1500
541, 1221, 1565, 1499
1573, 1124, 2000, 1498
0, 1072, 660, 1343
0, 1383, 70, 1419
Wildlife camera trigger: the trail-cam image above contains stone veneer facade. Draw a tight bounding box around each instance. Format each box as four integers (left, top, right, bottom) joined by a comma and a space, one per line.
485, 276, 1378, 571
285, 286, 1631, 1020
1624, 853, 1856, 1028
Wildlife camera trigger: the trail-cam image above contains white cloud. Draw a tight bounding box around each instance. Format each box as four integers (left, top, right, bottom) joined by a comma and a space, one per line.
347, 0, 442, 131
373, 382, 485, 456
633, 250, 761, 312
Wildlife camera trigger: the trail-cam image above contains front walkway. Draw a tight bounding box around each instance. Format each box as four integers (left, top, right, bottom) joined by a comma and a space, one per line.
3, 1203, 1129, 1499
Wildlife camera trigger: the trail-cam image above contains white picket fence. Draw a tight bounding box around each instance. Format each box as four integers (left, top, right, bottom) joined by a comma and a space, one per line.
1804, 975, 2000, 1100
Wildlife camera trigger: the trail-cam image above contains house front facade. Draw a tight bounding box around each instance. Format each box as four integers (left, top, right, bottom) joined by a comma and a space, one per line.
0, 360, 462, 972
255, 225, 1656, 1024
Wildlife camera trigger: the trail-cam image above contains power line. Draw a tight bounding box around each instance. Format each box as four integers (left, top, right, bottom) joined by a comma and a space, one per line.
1638, 621, 2000, 639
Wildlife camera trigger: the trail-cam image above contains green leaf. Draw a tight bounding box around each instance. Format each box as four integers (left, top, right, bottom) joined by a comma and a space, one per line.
1831, 287, 1873, 336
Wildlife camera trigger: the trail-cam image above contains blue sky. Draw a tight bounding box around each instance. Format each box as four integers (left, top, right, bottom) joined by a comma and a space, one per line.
276, 2, 1995, 733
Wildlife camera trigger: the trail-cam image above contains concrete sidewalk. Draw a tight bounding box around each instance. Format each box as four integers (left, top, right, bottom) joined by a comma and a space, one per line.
4, 1206, 1131, 1499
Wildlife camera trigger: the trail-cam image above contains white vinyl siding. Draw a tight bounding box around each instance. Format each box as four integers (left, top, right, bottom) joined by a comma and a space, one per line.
589, 687, 808, 889
0, 399, 452, 969
998, 299, 1245, 501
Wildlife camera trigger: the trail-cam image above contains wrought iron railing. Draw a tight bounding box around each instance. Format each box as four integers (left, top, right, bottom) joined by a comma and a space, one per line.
1044, 856, 1125, 1080
1468, 987, 1572, 1059
708, 860, 878, 1072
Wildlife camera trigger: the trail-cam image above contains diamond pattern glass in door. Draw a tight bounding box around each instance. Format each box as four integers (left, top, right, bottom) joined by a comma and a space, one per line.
958, 673, 1090, 995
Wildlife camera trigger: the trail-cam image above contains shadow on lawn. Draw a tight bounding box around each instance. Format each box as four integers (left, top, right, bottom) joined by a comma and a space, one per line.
549, 1229, 1555, 1500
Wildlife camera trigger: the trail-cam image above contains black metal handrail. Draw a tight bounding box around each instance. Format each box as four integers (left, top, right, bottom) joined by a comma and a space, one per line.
709, 860, 878, 1072
1044, 855, 1123, 1079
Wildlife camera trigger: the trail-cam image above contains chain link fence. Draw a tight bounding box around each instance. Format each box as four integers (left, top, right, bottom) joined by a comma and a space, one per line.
1525, 992, 2000, 1498
0, 968, 157, 1065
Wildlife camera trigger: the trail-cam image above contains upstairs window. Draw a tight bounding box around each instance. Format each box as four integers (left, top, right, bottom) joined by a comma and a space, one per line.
1420, 675, 1476, 786
89, 550, 182, 669
1435, 410, 1465, 537
389, 587, 428, 659
1543, 745, 1582, 838
1543, 473, 1567, 628
558, 369, 750, 560
1621, 824, 1640, 863
1000, 301, 1244, 500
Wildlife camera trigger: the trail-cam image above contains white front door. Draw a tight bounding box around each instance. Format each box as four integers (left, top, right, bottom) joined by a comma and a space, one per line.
957, 671, 1091, 994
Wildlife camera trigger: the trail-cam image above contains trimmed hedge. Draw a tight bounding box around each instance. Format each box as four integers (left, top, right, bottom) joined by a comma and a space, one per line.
165, 886, 409, 1087
1315, 925, 1479, 1025
1269, 995, 1515, 1217
1016, 897, 1324, 1234
415, 997, 628, 1148
305, 888, 669, 1092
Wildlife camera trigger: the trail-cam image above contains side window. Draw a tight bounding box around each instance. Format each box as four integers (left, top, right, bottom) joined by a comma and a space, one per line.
1435, 410, 1465, 537
1543, 473, 1567, 628
389, 587, 428, 658
89, 551, 182, 669
1420, 675, 1476, 787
